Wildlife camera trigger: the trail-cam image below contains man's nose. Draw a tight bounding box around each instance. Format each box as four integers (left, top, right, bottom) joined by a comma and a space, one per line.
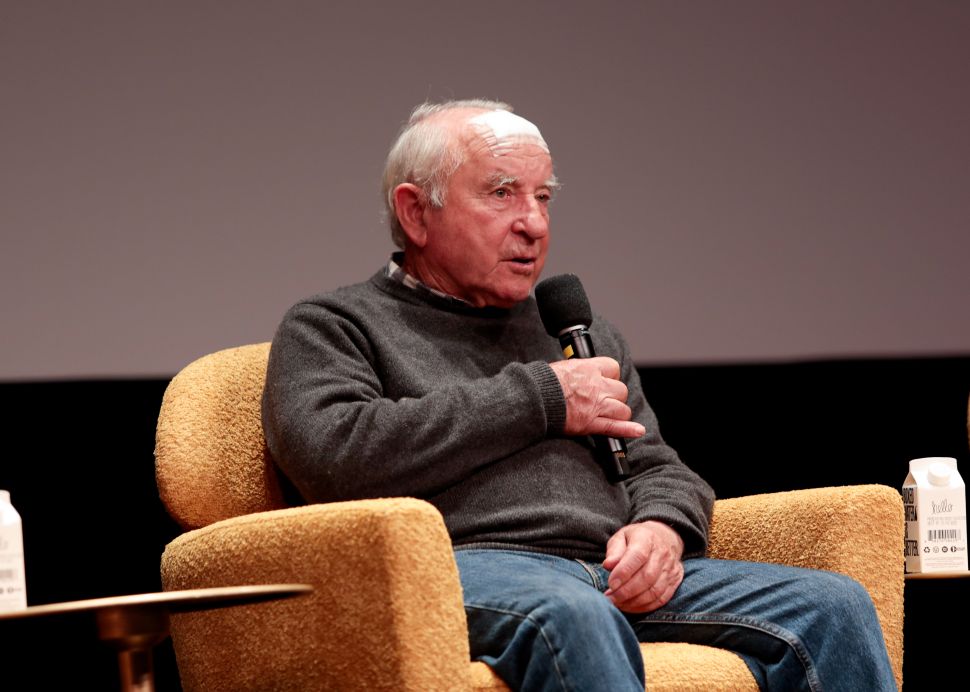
511, 197, 549, 238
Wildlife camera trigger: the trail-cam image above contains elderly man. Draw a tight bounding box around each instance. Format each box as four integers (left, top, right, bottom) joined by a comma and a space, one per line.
262, 99, 896, 691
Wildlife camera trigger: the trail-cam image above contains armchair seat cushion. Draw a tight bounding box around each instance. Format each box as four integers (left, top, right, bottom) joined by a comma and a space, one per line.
470, 644, 756, 691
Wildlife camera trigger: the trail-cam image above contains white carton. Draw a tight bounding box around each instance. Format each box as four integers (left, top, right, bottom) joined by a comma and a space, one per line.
0, 489, 28, 612
902, 457, 968, 574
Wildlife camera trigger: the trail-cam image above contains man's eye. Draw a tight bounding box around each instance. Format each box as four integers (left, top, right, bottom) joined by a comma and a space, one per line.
493, 188, 510, 199
536, 192, 552, 204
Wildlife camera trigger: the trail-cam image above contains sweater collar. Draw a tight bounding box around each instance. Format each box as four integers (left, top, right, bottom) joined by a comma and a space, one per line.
378, 253, 530, 319
385, 252, 473, 308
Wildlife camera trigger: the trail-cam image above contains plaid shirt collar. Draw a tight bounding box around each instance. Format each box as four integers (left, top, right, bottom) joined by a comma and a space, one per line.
385, 252, 471, 306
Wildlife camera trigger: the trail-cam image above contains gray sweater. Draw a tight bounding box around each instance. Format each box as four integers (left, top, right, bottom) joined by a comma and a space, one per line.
262, 268, 715, 560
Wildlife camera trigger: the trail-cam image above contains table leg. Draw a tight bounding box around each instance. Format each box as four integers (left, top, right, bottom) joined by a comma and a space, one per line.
117, 647, 156, 692
96, 604, 170, 692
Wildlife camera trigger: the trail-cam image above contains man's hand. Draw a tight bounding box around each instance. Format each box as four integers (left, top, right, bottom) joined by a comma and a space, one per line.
549, 357, 645, 439
602, 521, 685, 613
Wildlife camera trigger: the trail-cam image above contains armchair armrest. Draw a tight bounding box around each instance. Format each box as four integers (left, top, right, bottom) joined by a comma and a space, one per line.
708, 484, 904, 688
161, 497, 471, 692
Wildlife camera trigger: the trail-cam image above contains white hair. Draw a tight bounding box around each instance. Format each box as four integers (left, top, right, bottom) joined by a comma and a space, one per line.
382, 99, 513, 248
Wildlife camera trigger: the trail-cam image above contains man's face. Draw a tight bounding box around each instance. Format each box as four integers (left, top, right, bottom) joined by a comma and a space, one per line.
418, 133, 555, 309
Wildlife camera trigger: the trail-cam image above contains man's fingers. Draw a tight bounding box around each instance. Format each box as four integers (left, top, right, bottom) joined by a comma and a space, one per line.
592, 356, 621, 379
609, 557, 666, 603
603, 522, 686, 610
607, 555, 683, 610
554, 359, 627, 400
610, 578, 676, 613
594, 417, 645, 439
549, 357, 643, 438
607, 538, 652, 592
603, 530, 627, 570
608, 561, 684, 613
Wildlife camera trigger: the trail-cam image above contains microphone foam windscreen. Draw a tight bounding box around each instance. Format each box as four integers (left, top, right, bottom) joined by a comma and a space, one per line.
535, 273, 593, 337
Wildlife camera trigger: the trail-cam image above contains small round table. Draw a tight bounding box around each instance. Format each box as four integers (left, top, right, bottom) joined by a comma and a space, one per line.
0, 584, 313, 692
904, 570, 970, 580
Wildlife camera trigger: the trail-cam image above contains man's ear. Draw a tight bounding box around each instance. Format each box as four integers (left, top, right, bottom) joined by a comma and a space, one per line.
392, 183, 429, 248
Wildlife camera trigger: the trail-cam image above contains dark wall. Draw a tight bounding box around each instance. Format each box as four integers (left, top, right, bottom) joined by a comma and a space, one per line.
0, 379, 180, 690
0, 356, 967, 689
642, 357, 970, 499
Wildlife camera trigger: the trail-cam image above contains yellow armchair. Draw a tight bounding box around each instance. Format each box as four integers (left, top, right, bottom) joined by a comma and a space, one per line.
156, 344, 904, 690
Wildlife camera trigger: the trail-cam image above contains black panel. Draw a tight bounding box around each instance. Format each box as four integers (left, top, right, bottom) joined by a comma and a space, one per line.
0, 356, 967, 689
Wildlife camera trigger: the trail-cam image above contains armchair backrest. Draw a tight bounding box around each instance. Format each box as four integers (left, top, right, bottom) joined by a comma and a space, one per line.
155, 343, 290, 530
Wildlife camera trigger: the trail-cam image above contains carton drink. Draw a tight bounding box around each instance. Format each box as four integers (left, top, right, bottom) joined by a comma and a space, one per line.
902, 457, 968, 574
0, 489, 27, 612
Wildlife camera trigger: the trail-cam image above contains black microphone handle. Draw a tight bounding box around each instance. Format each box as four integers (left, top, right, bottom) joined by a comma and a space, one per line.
557, 326, 631, 484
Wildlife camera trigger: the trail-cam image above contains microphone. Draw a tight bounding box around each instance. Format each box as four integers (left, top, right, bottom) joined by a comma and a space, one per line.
534, 274, 631, 483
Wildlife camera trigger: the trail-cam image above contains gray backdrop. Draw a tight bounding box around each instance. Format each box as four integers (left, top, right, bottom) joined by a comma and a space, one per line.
2, 1, 968, 379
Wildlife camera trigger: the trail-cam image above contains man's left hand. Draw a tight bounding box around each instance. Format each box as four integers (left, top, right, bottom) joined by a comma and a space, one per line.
602, 521, 685, 613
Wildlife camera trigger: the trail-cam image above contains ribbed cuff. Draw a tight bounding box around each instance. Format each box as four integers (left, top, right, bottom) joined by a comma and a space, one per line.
527, 361, 567, 434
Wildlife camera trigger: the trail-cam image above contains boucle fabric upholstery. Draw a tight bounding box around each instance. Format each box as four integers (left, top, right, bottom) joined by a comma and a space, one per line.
709, 485, 904, 690
156, 344, 905, 690
161, 498, 471, 691
470, 643, 755, 692
156, 343, 285, 529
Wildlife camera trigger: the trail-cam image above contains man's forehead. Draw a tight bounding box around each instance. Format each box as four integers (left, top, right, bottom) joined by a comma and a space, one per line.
465, 109, 549, 157
469, 110, 547, 147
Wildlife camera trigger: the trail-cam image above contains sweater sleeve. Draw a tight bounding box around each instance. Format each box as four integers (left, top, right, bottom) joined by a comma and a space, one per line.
596, 319, 716, 557
261, 299, 567, 504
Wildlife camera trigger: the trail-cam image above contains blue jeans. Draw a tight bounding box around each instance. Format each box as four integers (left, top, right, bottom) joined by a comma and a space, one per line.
455, 550, 896, 691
